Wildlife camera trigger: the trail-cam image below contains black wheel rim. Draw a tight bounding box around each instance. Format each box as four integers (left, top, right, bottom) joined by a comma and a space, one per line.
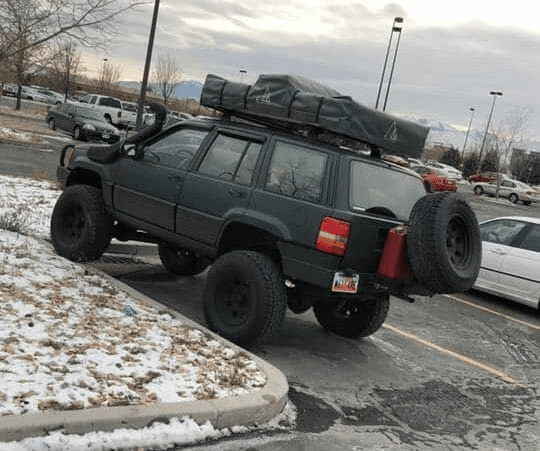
334, 297, 359, 319
60, 204, 86, 244
217, 277, 252, 327
446, 216, 470, 268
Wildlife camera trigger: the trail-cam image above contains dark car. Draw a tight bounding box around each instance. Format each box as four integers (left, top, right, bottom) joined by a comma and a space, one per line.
50, 75, 481, 347
47, 103, 121, 143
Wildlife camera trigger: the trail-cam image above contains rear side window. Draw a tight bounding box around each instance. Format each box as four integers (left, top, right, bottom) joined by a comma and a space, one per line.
350, 161, 426, 221
197, 134, 262, 185
480, 219, 527, 246
144, 128, 210, 169
265, 141, 327, 203
99, 97, 121, 108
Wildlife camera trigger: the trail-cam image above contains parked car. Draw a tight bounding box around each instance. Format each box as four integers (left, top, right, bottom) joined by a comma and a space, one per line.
425, 161, 463, 181
47, 103, 121, 143
51, 74, 481, 347
37, 89, 65, 105
2, 83, 17, 97
473, 217, 540, 309
473, 179, 538, 205
21, 86, 49, 103
412, 166, 457, 192
78, 94, 124, 126
467, 172, 502, 183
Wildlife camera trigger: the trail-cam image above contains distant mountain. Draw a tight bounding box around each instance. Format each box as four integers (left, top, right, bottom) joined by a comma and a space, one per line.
116, 80, 203, 99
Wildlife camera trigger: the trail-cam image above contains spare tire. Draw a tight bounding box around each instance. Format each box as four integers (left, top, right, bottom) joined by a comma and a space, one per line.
407, 192, 481, 293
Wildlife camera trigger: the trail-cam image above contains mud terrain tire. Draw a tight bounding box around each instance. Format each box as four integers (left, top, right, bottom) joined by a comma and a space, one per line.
158, 243, 209, 276
407, 192, 481, 293
313, 295, 390, 338
203, 250, 287, 346
51, 185, 113, 262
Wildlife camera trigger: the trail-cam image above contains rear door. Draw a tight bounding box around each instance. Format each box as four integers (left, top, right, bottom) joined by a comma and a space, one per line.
176, 129, 265, 244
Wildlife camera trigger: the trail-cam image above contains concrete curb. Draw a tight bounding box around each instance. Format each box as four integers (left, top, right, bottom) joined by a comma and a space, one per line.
0, 253, 289, 443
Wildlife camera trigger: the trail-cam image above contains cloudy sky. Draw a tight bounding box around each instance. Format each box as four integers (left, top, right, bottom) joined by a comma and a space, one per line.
82, 0, 540, 140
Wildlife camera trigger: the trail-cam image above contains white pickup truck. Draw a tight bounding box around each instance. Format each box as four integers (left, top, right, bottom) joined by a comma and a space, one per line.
78, 94, 124, 127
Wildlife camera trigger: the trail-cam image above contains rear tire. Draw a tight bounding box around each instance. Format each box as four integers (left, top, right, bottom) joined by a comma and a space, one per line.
203, 250, 287, 346
407, 192, 481, 293
473, 185, 484, 195
158, 243, 209, 276
509, 193, 519, 203
48, 118, 56, 130
50, 185, 113, 262
313, 294, 390, 338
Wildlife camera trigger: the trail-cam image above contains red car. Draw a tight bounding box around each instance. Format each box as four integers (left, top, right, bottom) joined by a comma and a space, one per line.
413, 166, 457, 192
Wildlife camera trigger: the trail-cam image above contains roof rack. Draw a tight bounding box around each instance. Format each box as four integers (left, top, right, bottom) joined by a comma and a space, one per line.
200, 74, 429, 160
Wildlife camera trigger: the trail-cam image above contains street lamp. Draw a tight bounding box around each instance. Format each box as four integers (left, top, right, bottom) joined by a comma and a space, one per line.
240, 69, 247, 83
461, 107, 475, 162
382, 22, 404, 112
375, 17, 403, 110
478, 91, 503, 169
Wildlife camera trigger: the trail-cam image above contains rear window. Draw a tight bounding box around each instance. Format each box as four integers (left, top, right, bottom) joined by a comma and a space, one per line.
99, 97, 122, 108
349, 160, 426, 221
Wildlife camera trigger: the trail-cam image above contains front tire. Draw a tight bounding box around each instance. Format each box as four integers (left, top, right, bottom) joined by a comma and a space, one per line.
50, 185, 113, 262
408, 192, 481, 293
509, 193, 519, 203
203, 251, 287, 346
73, 125, 83, 141
313, 294, 390, 338
158, 243, 209, 276
48, 118, 56, 130
473, 185, 484, 195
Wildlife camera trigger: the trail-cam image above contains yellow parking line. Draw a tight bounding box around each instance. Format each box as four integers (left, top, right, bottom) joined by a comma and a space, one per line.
444, 294, 540, 331
382, 323, 517, 384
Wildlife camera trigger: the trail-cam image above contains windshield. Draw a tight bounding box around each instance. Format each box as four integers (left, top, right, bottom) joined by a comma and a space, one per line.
350, 160, 426, 221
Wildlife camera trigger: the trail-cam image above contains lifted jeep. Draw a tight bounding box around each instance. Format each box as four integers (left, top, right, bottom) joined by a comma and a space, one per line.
51, 75, 481, 346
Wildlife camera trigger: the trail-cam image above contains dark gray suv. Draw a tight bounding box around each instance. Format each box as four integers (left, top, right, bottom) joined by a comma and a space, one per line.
51, 85, 481, 347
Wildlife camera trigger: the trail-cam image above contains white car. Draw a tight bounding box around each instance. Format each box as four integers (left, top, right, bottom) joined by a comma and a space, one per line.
119, 101, 138, 129
473, 216, 540, 309
425, 162, 463, 181
21, 86, 49, 103
473, 179, 538, 205
37, 89, 65, 105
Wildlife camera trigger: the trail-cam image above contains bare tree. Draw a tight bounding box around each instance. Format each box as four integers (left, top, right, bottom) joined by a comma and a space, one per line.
47, 41, 81, 101
96, 60, 121, 95
0, 0, 145, 108
0, 0, 147, 59
153, 53, 181, 105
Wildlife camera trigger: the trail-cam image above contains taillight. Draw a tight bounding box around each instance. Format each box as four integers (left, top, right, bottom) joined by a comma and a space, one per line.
315, 216, 351, 256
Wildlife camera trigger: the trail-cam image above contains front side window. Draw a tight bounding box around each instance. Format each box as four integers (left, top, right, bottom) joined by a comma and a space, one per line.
265, 141, 327, 202
350, 161, 426, 221
518, 224, 540, 252
144, 128, 210, 169
198, 134, 262, 185
480, 219, 527, 246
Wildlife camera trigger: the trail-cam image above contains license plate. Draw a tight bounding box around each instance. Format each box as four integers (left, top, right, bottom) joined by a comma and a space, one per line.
331, 272, 359, 294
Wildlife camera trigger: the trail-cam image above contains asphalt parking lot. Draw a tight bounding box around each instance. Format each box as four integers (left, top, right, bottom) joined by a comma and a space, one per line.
92, 193, 540, 450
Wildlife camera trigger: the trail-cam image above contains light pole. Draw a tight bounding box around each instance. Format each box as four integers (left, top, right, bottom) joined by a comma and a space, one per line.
478, 91, 503, 171
382, 21, 403, 112
240, 69, 247, 83
375, 17, 403, 110
461, 107, 475, 162
136, 0, 160, 129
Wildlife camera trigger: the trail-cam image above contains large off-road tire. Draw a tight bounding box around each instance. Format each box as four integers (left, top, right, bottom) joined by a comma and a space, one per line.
313, 294, 390, 338
203, 250, 287, 346
158, 243, 209, 276
407, 192, 481, 293
50, 185, 113, 262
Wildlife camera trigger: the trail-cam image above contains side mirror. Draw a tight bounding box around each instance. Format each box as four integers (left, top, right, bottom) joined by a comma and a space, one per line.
122, 143, 143, 159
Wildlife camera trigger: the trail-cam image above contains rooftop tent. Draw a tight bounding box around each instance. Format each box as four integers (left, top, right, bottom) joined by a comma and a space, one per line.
200, 74, 430, 159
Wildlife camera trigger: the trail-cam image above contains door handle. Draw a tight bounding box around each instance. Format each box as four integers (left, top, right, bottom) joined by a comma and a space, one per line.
168, 174, 184, 182
228, 188, 247, 198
